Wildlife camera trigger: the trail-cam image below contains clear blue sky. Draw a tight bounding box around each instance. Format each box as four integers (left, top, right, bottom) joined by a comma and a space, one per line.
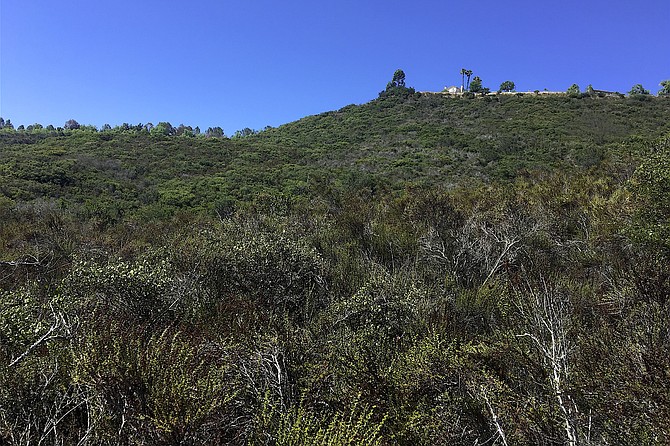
1, 0, 668, 133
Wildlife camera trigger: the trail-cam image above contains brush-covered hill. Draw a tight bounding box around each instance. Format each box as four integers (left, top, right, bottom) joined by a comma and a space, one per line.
261, 92, 670, 180
1, 93, 669, 221
2, 93, 670, 444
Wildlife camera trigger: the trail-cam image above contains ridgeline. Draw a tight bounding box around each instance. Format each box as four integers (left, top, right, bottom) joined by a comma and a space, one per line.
2, 93, 670, 221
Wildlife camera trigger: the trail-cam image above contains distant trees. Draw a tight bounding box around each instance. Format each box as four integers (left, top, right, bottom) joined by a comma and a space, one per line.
206, 126, 225, 138
0, 117, 12, 129
628, 84, 650, 96
498, 80, 516, 93
659, 80, 670, 97
459, 68, 473, 91
26, 124, 43, 133
64, 119, 80, 130
566, 84, 581, 97
391, 69, 406, 88
0, 118, 227, 137
465, 69, 473, 90
380, 69, 415, 98
233, 128, 257, 138
151, 122, 175, 137
466, 76, 484, 93
175, 124, 194, 137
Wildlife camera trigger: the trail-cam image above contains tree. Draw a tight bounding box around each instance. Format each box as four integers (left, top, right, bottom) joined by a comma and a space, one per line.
515, 279, 579, 446
469, 76, 484, 93
391, 69, 406, 88
465, 69, 473, 90
380, 69, 415, 98
233, 128, 256, 138
498, 81, 516, 93
628, 84, 650, 96
176, 124, 193, 137
659, 80, 670, 97
150, 122, 175, 136
460, 68, 467, 92
64, 119, 80, 130
206, 127, 224, 138
26, 124, 43, 133
566, 84, 580, 97
586, 84, 595, 96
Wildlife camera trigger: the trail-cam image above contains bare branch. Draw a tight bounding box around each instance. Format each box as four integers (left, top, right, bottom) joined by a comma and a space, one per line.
9, 304, 66, 368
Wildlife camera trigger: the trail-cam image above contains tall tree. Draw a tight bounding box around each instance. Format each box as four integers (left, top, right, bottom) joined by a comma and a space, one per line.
566, 84, 581, 96
498, 80, 516, 93
151, 122, 175, 136
659, 80, 670, 96
628, 84, 650, 95
460, 68, 467, 92
206, 127, 224, 138
234, 127, 256, 138
380, 69, 414, 98
64, 119, 80, 130
391, 69, 406, 88
465, 69, 473, 90
469, 76, 483, 93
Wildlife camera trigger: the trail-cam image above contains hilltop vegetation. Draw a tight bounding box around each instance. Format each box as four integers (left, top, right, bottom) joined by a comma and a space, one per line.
1, 93, 670, 444
2, 93, 670, 221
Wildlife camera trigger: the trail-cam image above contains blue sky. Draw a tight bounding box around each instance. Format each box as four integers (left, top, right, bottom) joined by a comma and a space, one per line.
1, 0, 668, 133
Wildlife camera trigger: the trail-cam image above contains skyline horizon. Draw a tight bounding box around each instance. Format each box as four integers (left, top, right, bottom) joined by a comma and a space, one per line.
2, 0, 668, 133
2, 74, 668, 132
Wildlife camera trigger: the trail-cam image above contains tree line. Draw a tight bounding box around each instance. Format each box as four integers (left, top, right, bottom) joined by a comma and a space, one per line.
0, 117, 270, 139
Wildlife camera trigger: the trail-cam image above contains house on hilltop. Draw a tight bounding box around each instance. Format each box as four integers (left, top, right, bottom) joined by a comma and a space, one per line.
591, 89, 621, 97
444, 86, 461, 94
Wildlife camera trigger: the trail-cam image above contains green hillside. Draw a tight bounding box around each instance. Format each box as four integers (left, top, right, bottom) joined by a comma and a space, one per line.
1, 93, 669, 221
263, 93, 670, 180
1, 94, 670, 444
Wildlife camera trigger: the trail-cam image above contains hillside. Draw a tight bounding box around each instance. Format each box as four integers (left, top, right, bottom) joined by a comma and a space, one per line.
262, 93, 670, 180
1, 94, 670, 221
1, 94, 670, 445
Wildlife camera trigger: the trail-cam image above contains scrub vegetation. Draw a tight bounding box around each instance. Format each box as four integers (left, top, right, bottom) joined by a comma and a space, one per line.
1, 88, 670, 444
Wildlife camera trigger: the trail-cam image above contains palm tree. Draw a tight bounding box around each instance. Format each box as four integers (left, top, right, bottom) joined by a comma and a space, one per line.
460, 68, 466, 93
465, 69, 473, 91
